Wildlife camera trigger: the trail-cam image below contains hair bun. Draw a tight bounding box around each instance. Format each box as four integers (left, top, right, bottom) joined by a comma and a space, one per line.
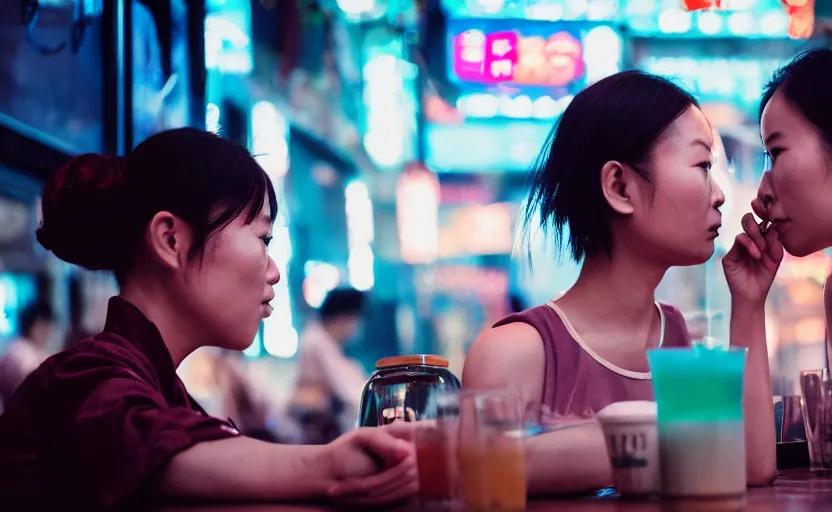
36, 154, 128, 271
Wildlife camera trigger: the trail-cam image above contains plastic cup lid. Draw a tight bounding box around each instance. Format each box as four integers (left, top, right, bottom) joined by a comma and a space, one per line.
596, 401, 657, 424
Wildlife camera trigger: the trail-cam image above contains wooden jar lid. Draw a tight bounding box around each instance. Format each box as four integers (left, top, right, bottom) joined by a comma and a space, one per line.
375, 354, 449, 369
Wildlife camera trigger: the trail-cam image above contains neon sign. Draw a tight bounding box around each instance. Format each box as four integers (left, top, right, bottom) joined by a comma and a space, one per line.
452, 29, 584, 87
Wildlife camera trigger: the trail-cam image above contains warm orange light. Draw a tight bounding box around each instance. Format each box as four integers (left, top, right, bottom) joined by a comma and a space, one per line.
682, 0, 721, 11
785, 0, 815, 39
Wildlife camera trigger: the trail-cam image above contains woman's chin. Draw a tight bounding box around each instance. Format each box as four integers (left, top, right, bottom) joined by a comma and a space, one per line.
222, 331, 260, 352
676, 244, 715, 267
784, 244, 818, 258
781, 233, 825, 258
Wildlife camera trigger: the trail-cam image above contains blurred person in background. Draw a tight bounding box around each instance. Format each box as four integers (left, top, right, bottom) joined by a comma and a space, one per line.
0, 129, 416, 509
291, 288, 368, 444
213, 349, 277, 442
463, 71, 780, 495
0, 302, 55, 408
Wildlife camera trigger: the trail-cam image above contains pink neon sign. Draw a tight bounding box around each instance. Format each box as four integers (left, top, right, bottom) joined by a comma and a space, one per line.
452, 30, 519, 83
452, 29, 585, 87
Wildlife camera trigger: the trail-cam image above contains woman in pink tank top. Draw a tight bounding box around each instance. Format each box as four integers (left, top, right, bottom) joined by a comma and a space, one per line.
463, 71, 782, 496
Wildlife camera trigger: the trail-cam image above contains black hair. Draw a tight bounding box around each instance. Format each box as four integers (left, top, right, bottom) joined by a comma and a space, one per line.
319, 288, 366, 322
760, 47, 832, 151
523, 70, 699, 262
19, 302, 54, 339
36, 128, 278, 284
509, 294, 525, 314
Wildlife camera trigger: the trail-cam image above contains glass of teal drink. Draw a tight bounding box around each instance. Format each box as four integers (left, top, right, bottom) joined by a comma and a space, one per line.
648, 345, 747, 497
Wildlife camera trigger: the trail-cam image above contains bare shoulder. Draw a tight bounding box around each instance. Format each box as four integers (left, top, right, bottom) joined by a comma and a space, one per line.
462, 322, 545, 394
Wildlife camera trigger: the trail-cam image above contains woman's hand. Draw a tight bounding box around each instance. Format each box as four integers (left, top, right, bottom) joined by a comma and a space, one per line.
325, 425, 418, 507
723, 212, 783, 308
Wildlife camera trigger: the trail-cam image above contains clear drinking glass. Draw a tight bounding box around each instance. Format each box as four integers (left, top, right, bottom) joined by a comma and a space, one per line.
799, 369, 832, 472
458, 390, 526, 512
415, 391, 462, 511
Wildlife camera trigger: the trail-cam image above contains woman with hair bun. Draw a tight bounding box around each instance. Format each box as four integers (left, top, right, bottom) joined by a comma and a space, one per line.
0, 128, 416, 509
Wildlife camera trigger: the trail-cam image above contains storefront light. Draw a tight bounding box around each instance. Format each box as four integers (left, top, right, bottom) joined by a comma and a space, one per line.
365, 129, 405, 168
532, 96, 560, 119
397, 167, 439, 265
345, 180, 375, 247
251, 101, 289, 179
726, 12, 754, 35
477, 0, 506, 14
510, 140, 542, 166
303, 262, 341, 308
498, 95, 533, 118
565, 0, 588, 16
527, 4, 565, 20
697, 11, 723, 34
760, 11, 789, 36
457, 94, 499, 118
336, 0, 375, 16
730, 0, 756, 9
583, 26, 622, 82
262, 322, 298, 359
348, 244, 375, 291
658, 8, 692, 34
586, 0, 619, 20
626, 0, 654, 16
204, 14, 253, 74
205, 103, 221, 134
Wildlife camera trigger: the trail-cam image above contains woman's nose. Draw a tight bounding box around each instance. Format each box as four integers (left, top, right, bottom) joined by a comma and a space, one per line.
712, 179, 726, 209
266, 257, 280, 285
757, 171, 776, 208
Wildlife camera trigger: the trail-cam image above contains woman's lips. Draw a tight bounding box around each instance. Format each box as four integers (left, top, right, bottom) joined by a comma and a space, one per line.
772, 220, 789, 234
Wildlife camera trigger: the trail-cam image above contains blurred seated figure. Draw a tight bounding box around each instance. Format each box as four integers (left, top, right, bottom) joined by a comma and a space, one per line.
291, 288, 368, 444
0, 302, 54, 407
213, 350, 277, 442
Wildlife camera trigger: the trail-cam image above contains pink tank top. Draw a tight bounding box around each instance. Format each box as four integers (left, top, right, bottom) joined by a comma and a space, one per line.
493, 301, 691, 419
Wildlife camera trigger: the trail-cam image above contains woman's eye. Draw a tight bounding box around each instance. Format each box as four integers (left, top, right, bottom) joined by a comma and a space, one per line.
698, 161, 712, 174
261, 236, 273, 247
765, 149, 783, 163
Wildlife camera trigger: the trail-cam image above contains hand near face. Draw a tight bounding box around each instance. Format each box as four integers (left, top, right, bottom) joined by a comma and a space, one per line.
750, 196, 769, 226
326, 425, 418, 507
722, 212, 784, 308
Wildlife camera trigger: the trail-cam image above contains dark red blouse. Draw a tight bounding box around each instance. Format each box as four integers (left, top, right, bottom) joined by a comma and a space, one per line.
0, 297, 239, 509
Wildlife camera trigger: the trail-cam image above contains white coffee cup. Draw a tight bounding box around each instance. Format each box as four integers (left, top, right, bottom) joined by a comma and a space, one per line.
596, 401, 660, 496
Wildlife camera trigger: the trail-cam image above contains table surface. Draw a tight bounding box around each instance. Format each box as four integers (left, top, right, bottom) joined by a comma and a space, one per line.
153, 469, 832, 512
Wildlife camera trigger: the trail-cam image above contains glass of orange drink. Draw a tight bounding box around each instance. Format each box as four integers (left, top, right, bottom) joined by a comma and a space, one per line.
415, 392, 463, 511
458, 390, 527, 512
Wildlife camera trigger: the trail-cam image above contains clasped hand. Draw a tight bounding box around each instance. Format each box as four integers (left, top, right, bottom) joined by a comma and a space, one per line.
326, 424, 418, 507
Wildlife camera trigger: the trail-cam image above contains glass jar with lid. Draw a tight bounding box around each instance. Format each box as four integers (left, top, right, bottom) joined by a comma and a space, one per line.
357, 354, 461, 427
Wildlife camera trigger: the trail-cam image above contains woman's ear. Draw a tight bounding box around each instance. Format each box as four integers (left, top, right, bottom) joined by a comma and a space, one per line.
146, 211, 192, 271
601, 160, 635, 216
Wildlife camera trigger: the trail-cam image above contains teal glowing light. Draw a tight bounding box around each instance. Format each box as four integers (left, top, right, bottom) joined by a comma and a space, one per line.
624, 0, 793, 38
441, 0, 621, 21
648, 345, 747, 424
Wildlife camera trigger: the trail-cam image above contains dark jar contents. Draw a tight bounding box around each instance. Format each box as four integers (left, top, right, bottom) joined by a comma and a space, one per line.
357, 355, 461, 427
